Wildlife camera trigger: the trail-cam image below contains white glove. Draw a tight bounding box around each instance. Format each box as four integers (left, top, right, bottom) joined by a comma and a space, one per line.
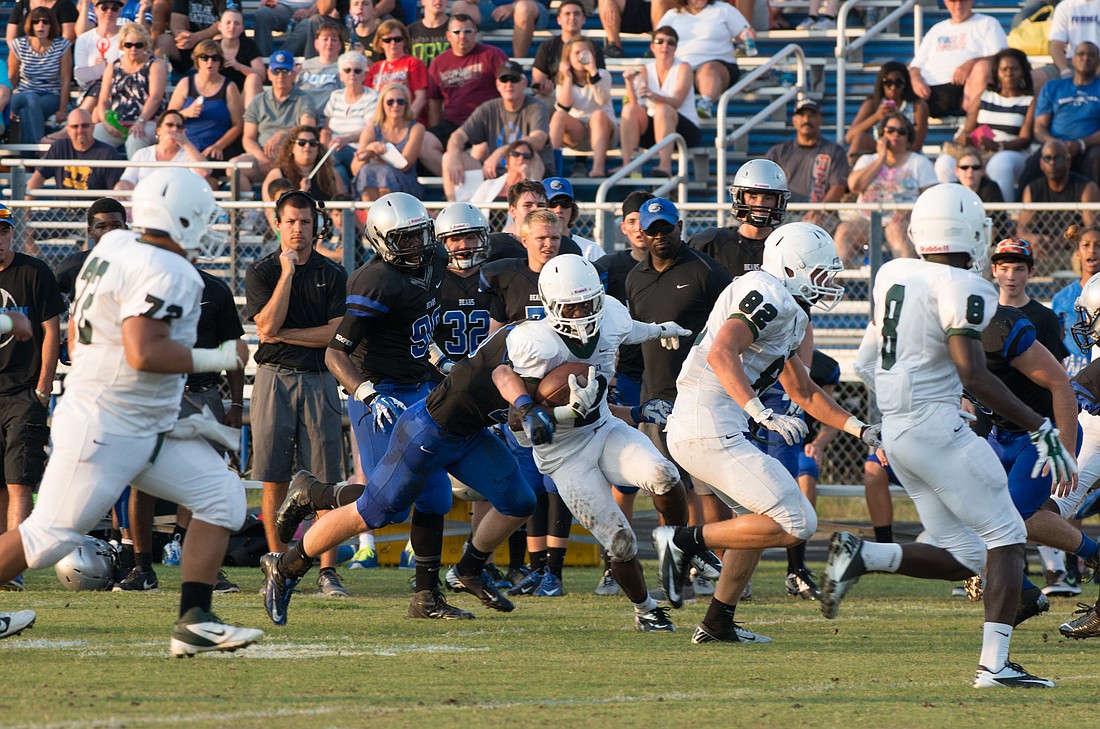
1029, 417, 1077, 482
744, 396, 808, 446
656, 321, 691, 350
553, 366, 600, 422
859, 422, 882, 448
428, 341, 455, 375
631, 398, 672, 425
168, 404, 241, 451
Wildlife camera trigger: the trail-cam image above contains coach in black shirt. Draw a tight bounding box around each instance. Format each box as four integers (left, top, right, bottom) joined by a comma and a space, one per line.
245, 191, 347, 555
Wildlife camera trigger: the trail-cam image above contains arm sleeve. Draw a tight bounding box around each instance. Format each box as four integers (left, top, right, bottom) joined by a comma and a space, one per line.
854, 323, 879, 391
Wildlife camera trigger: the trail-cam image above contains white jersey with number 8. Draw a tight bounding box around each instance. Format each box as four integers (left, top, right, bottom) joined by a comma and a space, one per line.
669, 270, 808, 439
865, 258, 997, 417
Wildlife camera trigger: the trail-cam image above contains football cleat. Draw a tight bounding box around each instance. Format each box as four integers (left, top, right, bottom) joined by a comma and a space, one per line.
740, 579, 753, 601
276, 470, 319, 544
506, 565, 531, 586
691, 551, 722, 582
1, 574, 25, 592
507, 567, 544, 596
170, 607, 263, 657
691, 621, 773, 644
1042, 570, 1081, 597
347, 545, 378, 569
820, 531, 866, 619
972, 661, 1054, 688
1059, 602, 1100, 639
533, 571, 564, 597
594, 569, 620, 596
785, 567, 821, 601
963, 574, 984, 602
112, 567, 159, 593
1013, 585, 1049, 627
652, 526, 691, 609
214, 570, 240, 594
316, 568, 349, 597
635, 605, 675, 632
408, 590, 475, 620
162, 534, 182, 566
484, 564, 511, 590
0, 610, 36, 639
692, 571, 715, 596
444, 567, 515, 612
260, 553, 298, 626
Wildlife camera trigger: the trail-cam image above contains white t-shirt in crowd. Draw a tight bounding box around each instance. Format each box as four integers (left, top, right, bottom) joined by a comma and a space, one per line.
657, 3, 750, 70
910, 13, 1007, 86
120, 146, 193, 187
1050, 0, 1100, 59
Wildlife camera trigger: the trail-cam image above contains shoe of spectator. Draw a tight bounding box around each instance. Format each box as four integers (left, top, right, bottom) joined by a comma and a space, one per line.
347, 545, 378, 569
635, 605, 675, 632
113, 567, 159, 592
594, 569, 620, 596
795, 15, 817, 29
170, 606, 263, 657
162, 534, 183, 566
1, 575, 25, 592
317, 568, 349, 597
214, 570, 240, 594
0, 610, 35, 639
408, 590, 475, 620
604, 42, 624, 58
811, 16, 836, 30
1042, 569, 1081, 597
696, 97, 715, 120
533, 571, 564, 597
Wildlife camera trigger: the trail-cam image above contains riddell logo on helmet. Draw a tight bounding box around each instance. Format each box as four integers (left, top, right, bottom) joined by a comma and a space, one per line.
920, 244, 951, 253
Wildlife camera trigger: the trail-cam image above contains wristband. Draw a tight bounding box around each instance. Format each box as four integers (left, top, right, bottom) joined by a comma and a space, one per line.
0, 314, 10, 334
229, 402, 243, 408
742, 396, 768, 422
630, 405, 642, 423
1080, 138, 1088, 152
513, 393, 535, 409
34, 389, 48, 400
354, 381, 377, 403
191, 340, 240, 373
843, 416, 867, 437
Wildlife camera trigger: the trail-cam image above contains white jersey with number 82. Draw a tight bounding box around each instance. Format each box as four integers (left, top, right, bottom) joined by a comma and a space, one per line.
866, 258, 997, 417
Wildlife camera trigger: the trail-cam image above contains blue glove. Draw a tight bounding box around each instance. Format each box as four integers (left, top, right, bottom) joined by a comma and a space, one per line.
515, 395, 554, 445
631, 398, 673, 426
369, 394, 406, 434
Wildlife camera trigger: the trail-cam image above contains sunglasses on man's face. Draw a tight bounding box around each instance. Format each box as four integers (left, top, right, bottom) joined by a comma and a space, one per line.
653, 37, 676, 46
957, 164, 982, 171
96, 3, 122, 11
643, 221, 676, 237
510, 150, 533, 159
271, 67, 292, 75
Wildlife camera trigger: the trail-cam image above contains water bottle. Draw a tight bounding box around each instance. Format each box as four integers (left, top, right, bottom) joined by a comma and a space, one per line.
741, 30, 758, 57
192, 94, 204, 115
631, 72, 651, 109
104, 109, 129, 140
778, 61, 796, 88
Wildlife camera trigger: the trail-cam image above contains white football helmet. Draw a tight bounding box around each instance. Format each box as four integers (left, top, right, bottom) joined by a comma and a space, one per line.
365, 192, 436, 269
729, 159, 790, 227
907, 183, 991, 271
1073, 272, 1100, 350
131, 168, 223, 255
762, 222, 845, 311
54, 535, 117, 591
436, 202, 490, 270
538, 254, 605, 344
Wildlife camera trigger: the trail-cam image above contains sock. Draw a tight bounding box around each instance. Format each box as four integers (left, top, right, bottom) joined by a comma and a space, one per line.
672, 525, 706, 555
414, 556, 441, 592
546, 547, 566, 577
529, 550, 547, 572
179, 581, 213, 617
135, 552, 152, 571
333, 482, 366, 508
859, 541, 903, 572
873, 525, 894, 543
1037, 545, 1063, 574
358, 531, 375, 550
1074, 534, 1099, 563
411, 510, 444, 592
633, 596, 659, 614
979, 622, 1013, 670
456, 538, 491, 577
786, 542, 806, 572
280, 540, 313, 579
118, 541, 135, 573
703, 596, 737, 629
507, 528, 526, 569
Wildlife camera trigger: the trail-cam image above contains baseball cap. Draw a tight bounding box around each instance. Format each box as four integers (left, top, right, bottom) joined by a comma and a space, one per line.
639, 197, 678, 231
991, 237, 1035, 266
269, 50, 295, 72
497, 60, 524, 82
794, 98, 821, 114
0, 203, 12, 228
542, 177, 574, 203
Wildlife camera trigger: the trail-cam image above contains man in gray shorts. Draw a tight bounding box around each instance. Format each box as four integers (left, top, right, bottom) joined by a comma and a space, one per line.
245, 190, 349, 597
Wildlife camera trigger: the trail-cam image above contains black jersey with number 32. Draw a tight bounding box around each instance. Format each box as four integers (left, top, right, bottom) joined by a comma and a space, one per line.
330, 247, 447, 384
435, 270, 493, 360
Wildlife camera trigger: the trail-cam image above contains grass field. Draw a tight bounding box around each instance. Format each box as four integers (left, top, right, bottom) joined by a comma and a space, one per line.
4, 559, 1100, 729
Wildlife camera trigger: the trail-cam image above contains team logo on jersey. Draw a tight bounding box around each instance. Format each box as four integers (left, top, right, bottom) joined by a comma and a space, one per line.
0, 289, 25, 350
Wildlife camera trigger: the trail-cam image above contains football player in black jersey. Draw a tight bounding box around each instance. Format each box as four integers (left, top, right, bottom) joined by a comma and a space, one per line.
689, 159, 791, 279
486, 180, 585, 261
260, 321, 555, 625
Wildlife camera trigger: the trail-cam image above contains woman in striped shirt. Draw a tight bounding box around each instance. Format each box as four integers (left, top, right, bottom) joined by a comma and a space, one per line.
8, 7, 73, 144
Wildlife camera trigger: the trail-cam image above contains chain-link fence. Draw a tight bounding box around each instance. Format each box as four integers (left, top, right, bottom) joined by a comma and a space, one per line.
13, 191, 1095, 485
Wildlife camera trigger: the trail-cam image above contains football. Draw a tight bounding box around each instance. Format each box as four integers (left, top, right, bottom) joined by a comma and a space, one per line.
536, 362, 591, 407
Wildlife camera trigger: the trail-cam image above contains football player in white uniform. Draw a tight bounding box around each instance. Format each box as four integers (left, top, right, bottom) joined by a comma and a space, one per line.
830, 184, 1075, 688
0, 169, 264, 655
652, 222, 880, 644
497, 252, 700, 631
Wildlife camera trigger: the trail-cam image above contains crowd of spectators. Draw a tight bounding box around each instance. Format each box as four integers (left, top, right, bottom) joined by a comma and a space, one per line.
2, 0, 1100, 271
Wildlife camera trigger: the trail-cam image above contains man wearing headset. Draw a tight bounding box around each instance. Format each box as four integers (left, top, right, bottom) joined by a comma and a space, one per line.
244, 190, 350, 597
